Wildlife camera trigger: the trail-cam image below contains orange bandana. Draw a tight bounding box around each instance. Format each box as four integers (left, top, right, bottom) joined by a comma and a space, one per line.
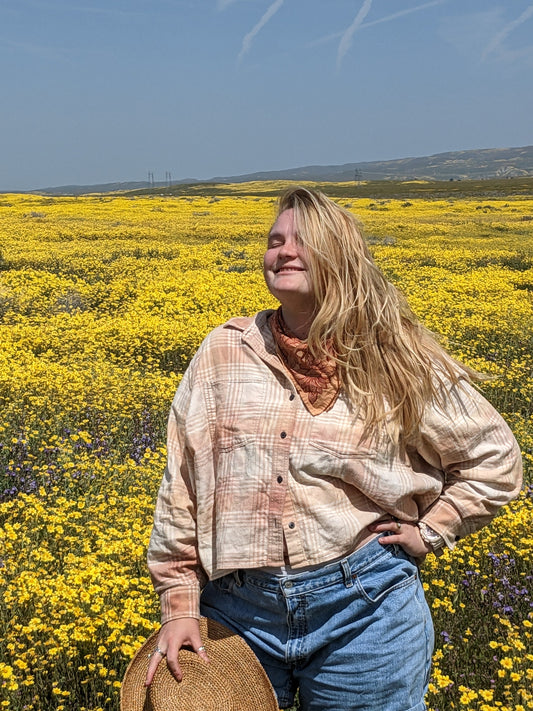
270, 309, 340, 416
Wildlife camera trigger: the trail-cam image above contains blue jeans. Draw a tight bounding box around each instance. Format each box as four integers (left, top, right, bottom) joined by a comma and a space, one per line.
200, 535, 434, 711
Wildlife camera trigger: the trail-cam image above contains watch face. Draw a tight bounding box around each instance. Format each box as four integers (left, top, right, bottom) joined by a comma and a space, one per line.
419, 525, 444, 549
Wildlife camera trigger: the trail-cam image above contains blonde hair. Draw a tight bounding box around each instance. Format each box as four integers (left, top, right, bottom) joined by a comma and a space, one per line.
276, 186, 480, 442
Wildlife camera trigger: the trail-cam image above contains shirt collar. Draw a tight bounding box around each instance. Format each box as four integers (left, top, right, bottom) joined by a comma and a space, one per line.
223, 309, 285, 375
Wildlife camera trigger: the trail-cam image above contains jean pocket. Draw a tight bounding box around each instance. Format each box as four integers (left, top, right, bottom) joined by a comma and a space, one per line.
353, 549, 418, 604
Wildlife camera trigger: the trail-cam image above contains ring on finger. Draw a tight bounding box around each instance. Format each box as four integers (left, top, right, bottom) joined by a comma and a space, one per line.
396, 520, 402, 530
148, 646, 166, 659
197, 646, 206, 652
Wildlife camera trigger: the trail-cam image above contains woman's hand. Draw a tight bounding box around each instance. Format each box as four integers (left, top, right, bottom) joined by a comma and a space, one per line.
367, 519, 432, 559
144, 617, 209, 687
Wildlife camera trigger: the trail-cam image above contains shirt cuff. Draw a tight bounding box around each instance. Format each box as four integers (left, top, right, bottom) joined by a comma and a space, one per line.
419, 498, 466, 550
159, 584, 201, 624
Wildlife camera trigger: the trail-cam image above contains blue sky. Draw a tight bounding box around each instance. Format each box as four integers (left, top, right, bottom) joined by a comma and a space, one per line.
1, 0, 533, 191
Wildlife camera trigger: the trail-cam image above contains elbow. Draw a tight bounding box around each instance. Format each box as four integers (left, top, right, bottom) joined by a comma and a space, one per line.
508, 441, 524, 499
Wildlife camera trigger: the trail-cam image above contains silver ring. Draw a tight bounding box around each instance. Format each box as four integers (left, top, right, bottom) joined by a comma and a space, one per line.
396, 520, 402, 530
198, 646, 206, 652
155, 646, 166, 656
148, 646, 166, 659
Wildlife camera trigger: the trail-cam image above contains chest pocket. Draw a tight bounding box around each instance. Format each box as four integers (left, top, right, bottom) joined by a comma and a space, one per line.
303, 410, 379, 482
208, 379, 267, 452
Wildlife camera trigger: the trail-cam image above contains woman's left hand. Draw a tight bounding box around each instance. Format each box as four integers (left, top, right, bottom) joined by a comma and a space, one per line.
367, 519, 432, 559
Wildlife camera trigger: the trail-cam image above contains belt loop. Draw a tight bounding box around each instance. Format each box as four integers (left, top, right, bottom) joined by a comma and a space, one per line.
341, 558, 353, 588
233, 570, 243, 587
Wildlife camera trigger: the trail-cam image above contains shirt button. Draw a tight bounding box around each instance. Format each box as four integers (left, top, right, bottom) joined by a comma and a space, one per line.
277, 476, 283, 483
280, 431, 287, 439
288, 522, 295, 529
289, 393, 295, 401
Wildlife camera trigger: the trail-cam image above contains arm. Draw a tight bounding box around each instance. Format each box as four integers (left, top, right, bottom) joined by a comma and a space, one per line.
147, 369, 208, 622
145, 366, 212, 684
412, 378, 523, 549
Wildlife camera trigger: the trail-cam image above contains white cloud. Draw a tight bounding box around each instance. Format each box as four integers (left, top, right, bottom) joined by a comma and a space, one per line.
310, 0, 444, 50
362, 0, 444, 30
439, 6, 533, 66
336, 0, 373, 70
237, 0, 284, 62
481, 3, 533, 62
439, 8, 501, 56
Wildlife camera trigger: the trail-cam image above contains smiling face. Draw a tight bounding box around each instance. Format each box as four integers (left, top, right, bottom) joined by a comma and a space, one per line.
263, 208, 314, 313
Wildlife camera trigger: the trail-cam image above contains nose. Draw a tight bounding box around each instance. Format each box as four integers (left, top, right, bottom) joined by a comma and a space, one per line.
278, 235, 298, 258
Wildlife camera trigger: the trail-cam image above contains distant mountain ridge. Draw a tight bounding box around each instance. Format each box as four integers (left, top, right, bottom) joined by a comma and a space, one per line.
31, 145, 533, 195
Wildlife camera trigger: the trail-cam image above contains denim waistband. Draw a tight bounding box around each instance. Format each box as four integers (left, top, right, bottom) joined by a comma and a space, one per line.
235, 532, 403, 594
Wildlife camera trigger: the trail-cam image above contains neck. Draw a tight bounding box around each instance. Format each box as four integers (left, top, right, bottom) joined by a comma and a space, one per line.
280, 306, 314, 340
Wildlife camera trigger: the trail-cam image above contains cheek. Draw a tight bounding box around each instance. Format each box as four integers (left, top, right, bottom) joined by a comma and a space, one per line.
262, 255, 272, 287
263, 250, 275, 273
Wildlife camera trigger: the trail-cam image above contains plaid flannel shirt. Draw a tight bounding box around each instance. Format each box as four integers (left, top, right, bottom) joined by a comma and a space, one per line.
147, 310, 523, 623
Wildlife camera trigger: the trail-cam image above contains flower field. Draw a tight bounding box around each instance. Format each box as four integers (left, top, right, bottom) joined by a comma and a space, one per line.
0, 184, 532, 711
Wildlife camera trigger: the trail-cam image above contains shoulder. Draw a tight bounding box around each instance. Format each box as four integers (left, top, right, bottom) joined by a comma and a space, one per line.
429, 372, 496, 422
202, 310, 273, 347
187, 310, 274, 376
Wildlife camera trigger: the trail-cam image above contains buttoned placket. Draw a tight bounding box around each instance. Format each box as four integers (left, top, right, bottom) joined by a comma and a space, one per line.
280, 401, 308, 565
265, 382, 299, 563
242, 323, 307, 566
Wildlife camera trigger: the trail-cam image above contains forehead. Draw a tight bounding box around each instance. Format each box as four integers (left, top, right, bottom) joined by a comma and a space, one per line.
269, 208, 295, 236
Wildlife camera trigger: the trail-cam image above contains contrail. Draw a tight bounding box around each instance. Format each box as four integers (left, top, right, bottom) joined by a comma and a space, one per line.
362, 0, 444, 30
238, 0, 284, 63
481, 3, 533, 61
309, 0, 444, 49
336, 0, 373, 70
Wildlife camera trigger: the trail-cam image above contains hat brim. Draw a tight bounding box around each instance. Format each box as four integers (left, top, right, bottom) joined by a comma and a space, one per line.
120, 617, 279, 711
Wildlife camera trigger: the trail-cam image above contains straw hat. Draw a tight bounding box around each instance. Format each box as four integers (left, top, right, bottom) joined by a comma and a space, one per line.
120, 617, 279, 711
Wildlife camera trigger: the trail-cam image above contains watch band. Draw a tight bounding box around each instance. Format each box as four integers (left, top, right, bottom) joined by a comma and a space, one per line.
417, 521, 445, 554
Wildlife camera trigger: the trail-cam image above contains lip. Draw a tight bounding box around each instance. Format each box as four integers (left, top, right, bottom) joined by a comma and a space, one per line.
274, 266, 305, 273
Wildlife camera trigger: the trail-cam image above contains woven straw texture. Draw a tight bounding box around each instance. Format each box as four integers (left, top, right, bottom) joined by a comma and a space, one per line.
121, 617, 279, 711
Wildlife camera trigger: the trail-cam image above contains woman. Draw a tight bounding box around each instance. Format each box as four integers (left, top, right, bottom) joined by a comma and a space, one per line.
145, 187, 522, 710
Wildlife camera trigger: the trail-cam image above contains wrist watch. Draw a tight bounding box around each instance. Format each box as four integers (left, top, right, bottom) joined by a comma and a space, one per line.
417, 521, 445, 555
